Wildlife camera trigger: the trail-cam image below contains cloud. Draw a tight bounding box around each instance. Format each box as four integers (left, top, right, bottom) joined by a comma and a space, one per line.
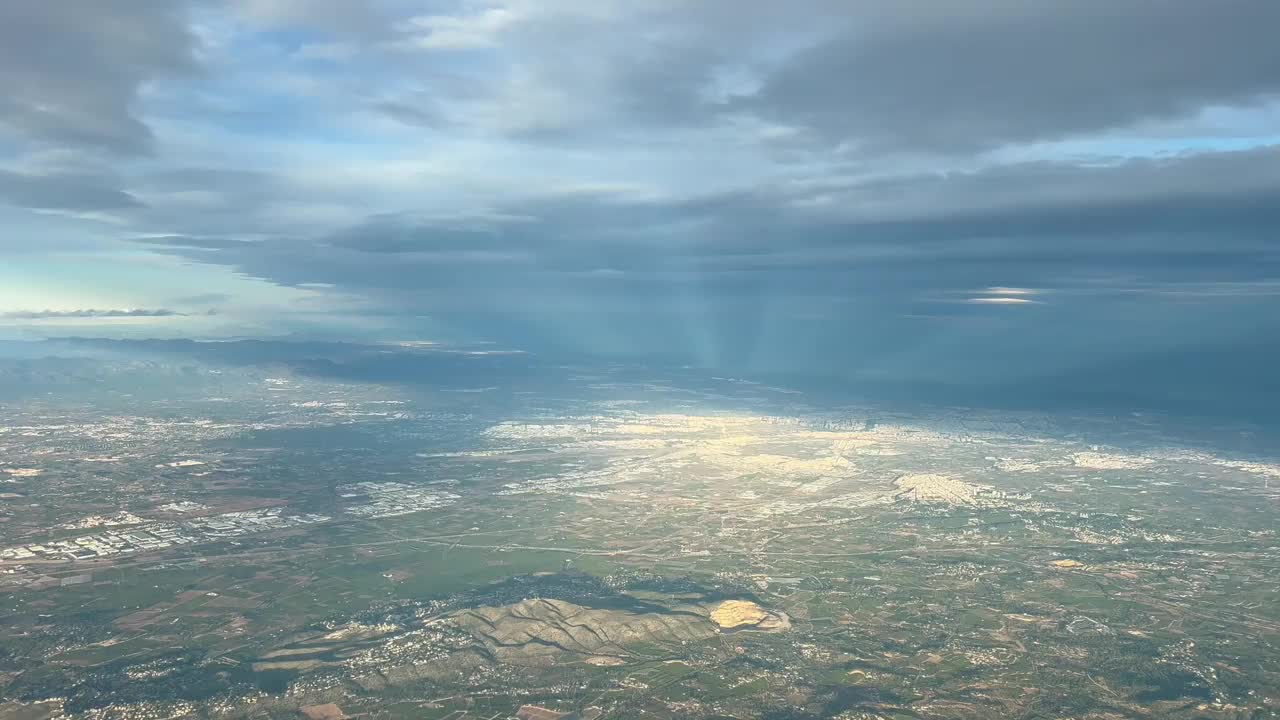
371, 100, 446, 129
348, 1, 1280, 152
0, 1, 197, 155
401, 7, 522, 50
138, 146, 1280, 289
956, 287, 1045, 305
1, 309, 187, 320
172, 293, 233, 306
964, 297, 1038, 305
1, 1, 1278, 384
983, 287, 1040, 296
0, 169, 142, 212
745, 0, 1280, 152
323, 212, 537, 255
231, 0, 393, 38
133, 235, 263, 251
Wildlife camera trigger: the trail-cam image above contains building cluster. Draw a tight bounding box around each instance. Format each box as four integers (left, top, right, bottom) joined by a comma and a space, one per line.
0, 507, 329, 562
1, 478, 464, 566
156, 500, 209, 513
339, 481, 459, 519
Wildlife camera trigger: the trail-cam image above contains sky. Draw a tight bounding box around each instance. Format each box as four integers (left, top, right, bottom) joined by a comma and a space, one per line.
1, 1, 1279, 387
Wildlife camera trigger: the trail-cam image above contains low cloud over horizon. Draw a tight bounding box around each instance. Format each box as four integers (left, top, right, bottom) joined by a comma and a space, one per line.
0, 309, 188, 320
1, 1, 1278, 385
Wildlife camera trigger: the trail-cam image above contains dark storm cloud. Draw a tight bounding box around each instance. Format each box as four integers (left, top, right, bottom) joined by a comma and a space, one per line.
139, 147, 1280, 308
745, 0, 1280, 151
756, 147, 1280, 248
0, 1, 196, 155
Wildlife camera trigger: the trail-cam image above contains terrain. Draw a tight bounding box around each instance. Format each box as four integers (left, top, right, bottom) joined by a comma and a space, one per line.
0, 345, 1277, 719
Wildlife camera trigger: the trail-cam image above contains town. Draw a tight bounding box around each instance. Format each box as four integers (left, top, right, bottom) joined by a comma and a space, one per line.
0, 507, 330, 562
